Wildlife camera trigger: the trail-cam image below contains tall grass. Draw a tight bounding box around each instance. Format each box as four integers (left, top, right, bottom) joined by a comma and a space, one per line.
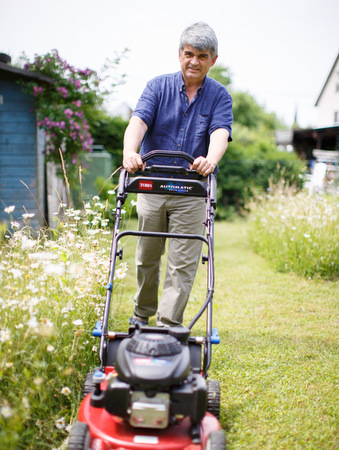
248, 185, 339, 279
0, 196, 136, 449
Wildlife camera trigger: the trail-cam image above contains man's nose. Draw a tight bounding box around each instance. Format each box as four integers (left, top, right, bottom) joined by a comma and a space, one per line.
191, 56, 199, 66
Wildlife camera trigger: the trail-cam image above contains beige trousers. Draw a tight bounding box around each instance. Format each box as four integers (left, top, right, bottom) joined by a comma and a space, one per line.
134, 193, 206, 326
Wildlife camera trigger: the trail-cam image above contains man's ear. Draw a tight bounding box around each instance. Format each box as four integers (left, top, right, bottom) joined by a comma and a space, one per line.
210, 55, 218, 68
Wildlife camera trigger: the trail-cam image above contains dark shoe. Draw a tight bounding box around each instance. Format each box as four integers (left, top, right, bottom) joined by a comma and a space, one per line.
128, 315, 148, 327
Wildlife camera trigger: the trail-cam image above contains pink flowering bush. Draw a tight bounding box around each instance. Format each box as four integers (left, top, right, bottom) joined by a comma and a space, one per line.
21, 49, 111, 187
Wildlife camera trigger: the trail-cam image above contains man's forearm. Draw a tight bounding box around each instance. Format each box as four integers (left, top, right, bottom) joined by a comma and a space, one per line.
123, 116, 148, 173
206, 128, 230, 166
123, 115, 148, 156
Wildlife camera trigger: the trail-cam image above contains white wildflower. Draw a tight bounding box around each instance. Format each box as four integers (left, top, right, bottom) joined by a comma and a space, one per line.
4, 205, 15, 214
0, 328, 10, 343
43, 263, 65, 276
10, 268, 23, 279
1, 405, 13, 418
55, 417, 66, 429
115, 268, 127, 279
69, 263, 84, 278
21, 236, 37, 250
22, 397, 30, 409
22, 213, 35, 219
73, 319, 83, 326
61, 387, 71, 396
47, 345, 55, 352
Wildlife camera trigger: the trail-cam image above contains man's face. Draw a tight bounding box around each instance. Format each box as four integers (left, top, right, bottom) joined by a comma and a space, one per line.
179, 45, 218, 85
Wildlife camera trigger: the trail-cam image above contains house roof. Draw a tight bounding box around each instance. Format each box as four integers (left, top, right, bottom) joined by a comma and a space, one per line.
315, 52, 339, 106
0, 61, 54, 84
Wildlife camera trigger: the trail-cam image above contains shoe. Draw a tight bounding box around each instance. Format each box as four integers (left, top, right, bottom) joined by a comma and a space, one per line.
128, 315, 148, 327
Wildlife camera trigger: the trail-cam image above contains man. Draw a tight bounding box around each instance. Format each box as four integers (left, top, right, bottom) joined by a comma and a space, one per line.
123, 22, 233, 327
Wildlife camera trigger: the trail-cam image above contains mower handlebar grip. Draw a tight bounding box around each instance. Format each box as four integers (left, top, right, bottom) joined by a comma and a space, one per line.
141, 150, 195, 164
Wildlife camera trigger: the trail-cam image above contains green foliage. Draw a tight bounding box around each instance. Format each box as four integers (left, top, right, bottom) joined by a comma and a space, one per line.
207, 64, 305, 218
217, 139, 306, 218
208, 64, 232, 87
0, 222, 7, 245
232, 91, 283, 130
90, 113, 129, 168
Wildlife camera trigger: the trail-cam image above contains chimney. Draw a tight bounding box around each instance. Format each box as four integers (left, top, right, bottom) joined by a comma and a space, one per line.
0, 53, 12, 64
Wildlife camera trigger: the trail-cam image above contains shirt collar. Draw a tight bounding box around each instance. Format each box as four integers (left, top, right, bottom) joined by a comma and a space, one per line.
177, 71, 207, 95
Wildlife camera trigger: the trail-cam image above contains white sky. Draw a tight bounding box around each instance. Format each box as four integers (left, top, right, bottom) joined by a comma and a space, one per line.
1, 0, 338, 127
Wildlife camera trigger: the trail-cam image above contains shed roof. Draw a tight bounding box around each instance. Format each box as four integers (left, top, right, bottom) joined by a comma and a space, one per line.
315, 52, 339, 106
0, 61, 54, 84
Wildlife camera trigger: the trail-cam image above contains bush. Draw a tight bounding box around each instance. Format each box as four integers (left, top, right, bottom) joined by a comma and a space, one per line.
216, 124, 306, 219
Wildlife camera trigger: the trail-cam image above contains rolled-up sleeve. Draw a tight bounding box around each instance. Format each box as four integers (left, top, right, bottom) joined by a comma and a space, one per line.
132, 79, 159, 128
209, 90, 233, 141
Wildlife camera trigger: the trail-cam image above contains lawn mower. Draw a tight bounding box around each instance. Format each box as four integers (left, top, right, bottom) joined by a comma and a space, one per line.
68, 151, 226, 449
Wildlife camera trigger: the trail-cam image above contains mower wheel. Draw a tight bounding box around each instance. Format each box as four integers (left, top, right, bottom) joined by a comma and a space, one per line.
83, 372, 95, 398
207, 379, 221, 419
68, 422, 90, 449
205, 430, 226, 450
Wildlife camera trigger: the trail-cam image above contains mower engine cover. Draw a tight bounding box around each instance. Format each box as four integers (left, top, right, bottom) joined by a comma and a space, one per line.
115, 332, 191, 386
103, 331, 207, 429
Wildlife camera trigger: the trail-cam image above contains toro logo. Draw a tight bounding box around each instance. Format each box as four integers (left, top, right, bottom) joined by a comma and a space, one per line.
139, 180, 153, 191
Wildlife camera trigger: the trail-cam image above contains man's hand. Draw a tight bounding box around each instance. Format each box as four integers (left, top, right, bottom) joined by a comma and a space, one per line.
190, 128, 230, 176
190, 156, 216, 176
123, 151, 146, 174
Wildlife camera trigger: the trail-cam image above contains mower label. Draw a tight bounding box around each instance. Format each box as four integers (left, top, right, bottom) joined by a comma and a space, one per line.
134, 436, 159, 444
139, 181, 153, 190
160, 182, 193, 193
134, 357, 170, 366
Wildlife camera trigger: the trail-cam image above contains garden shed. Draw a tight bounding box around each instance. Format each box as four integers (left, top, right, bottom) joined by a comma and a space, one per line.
0, 53, 57, 228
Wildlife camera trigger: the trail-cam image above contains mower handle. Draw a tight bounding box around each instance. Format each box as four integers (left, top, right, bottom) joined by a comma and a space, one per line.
138, 150, 202, 177
141, 150, 195, 164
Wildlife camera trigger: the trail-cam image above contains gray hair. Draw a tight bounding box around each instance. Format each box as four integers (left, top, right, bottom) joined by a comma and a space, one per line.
179, 22, 218, 58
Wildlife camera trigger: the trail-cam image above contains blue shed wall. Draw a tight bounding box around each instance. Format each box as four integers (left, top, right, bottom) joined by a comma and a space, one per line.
0, 76, 45, 226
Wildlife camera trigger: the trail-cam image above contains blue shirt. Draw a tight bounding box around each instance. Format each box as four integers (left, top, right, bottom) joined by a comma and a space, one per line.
132, 71, 233, 168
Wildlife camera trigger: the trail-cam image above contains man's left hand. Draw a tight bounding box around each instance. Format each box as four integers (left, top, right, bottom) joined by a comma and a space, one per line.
190, 157, 216, 176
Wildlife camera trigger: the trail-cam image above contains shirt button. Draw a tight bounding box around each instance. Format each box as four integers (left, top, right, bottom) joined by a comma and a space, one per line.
178, 144, 181, 147
181, 128, 184, 131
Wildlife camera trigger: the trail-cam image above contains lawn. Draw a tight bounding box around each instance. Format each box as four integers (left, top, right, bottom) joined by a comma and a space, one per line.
204, 221, 339, 449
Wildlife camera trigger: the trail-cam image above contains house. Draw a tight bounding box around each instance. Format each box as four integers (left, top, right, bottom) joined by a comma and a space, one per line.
292, 52, 339, 161
315, 52, 339, 127
275, 52, 339, 193
0, 53, 67, 228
